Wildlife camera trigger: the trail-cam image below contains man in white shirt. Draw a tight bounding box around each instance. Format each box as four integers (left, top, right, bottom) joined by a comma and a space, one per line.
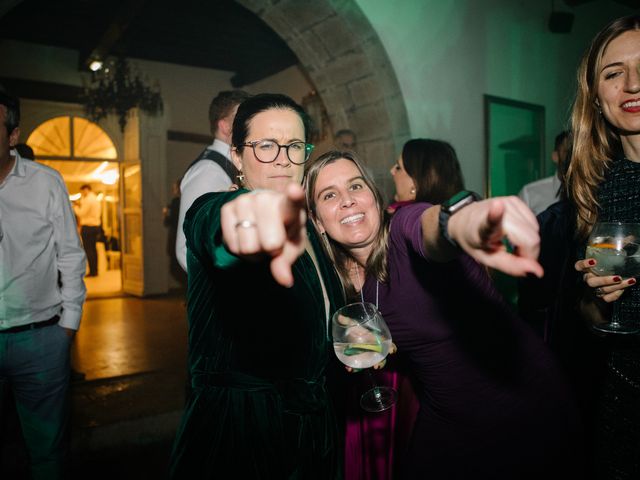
73, 184, 102, 276
518, 131, 571, 215
0, 90, 86, 479
175, 90, 250, 271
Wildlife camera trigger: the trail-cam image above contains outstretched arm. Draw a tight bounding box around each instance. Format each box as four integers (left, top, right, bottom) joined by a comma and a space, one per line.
220, 183, 307, 287
422, 196, 543, 278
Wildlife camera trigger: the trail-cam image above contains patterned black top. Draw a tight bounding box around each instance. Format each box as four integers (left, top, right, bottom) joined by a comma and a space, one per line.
592, 157, 640, 478
596, 157, 640, 324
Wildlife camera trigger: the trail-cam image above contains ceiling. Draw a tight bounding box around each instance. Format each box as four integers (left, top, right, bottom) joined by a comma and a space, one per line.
0, 0, 299, 87
563, 0, 639, 6
3, 1, 637, 89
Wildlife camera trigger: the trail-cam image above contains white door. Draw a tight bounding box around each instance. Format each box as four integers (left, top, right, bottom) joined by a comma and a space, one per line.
121, 108, 170, 296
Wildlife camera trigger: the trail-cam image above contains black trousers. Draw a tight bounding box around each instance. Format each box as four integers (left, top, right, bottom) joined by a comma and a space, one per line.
81, 225, 101, 276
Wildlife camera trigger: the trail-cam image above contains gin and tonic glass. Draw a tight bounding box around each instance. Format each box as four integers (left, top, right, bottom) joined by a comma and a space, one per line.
586, 221, 640, 334
332, 302, 397, 412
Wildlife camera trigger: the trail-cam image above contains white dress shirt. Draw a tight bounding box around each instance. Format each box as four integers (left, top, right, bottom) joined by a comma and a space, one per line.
518, 174, 562, 216
0, 151, 87, 330
74, 190, 101, 226
175, 139, 234, 271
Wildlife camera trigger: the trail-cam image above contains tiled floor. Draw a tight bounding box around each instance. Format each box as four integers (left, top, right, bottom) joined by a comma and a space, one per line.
73, 293, 187, 380
83, 268, 122, 299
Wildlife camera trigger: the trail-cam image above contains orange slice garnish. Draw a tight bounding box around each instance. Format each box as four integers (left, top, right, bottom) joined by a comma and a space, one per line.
591, 243, 617, 249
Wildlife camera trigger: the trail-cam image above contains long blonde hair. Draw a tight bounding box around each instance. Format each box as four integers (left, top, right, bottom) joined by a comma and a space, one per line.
304, 150, 389, 300
567, 15, 640, 239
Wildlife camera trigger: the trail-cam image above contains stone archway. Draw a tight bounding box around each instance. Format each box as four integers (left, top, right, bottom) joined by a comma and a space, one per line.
237, 0, 410, 194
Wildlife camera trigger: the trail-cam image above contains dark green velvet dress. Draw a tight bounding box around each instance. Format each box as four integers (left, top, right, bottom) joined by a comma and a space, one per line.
169, 190, 344, 479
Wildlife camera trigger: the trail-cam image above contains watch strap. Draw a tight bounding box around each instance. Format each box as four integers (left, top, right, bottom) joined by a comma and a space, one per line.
438, 190, 481, 249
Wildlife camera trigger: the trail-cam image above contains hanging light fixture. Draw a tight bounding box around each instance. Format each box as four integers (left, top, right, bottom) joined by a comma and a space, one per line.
81, 57, 164, 132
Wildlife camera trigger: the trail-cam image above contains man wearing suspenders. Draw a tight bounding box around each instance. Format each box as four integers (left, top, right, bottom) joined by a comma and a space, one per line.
175, 90, 250, 272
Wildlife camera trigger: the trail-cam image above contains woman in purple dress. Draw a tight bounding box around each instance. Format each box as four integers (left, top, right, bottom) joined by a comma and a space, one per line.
304, 150, 583, 479
342, 139, 467, 479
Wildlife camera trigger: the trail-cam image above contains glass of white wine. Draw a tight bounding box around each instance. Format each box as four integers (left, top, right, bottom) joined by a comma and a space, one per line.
332, 302, 397, 412
586, 221, 640, 334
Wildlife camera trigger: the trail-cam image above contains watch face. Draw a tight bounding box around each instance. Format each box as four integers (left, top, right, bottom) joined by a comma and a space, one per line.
444, 190, 480, 214
449, 194, 477, 214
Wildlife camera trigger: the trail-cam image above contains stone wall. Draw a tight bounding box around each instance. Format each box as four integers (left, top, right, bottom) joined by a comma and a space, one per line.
238, 0, 410, 197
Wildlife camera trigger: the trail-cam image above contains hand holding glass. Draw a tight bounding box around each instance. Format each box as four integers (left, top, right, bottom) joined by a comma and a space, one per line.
332, 302, 397, 412
586, 221, 640, 334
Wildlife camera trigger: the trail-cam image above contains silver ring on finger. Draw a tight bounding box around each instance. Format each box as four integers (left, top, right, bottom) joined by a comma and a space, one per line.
235, 220, 256, 229
595, 287, 605, 298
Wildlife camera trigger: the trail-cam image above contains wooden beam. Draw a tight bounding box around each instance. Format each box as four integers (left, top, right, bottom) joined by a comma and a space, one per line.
167, 130, 211, 144
0, 76, 83, 104
78, 0, 147, 70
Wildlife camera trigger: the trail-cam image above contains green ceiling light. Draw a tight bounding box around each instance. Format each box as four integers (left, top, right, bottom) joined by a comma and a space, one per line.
81, 57, 163, 132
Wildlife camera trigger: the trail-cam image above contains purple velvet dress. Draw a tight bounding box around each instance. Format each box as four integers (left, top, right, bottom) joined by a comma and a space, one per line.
359, 203, 583, 479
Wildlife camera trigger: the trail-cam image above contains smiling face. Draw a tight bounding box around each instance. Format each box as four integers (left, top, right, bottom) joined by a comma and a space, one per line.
312, 158, 380, 261
597, 29, 640, 136
231, 108, 305, 191
390, 154, 415, 202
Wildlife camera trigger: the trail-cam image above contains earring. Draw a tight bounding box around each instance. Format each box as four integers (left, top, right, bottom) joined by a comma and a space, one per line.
410, 188, 416, 195
237, 171, 245, 183
320, 231, 331, 249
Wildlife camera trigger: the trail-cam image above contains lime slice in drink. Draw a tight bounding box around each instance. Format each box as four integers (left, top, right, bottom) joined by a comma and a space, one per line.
343, 343, 382, 355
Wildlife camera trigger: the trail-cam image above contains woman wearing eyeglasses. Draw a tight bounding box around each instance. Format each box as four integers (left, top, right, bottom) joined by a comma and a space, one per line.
169, 94, 345, 479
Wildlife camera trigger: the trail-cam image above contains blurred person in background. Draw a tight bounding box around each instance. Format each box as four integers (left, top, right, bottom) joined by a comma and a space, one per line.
518, 130, 571, 215
175, 90, 250, 272
73, 184, 102, 277
334, 128, 357, 151
388, 138, 465, 213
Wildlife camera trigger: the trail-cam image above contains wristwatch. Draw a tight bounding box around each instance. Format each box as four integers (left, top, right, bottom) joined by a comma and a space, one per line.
438, 190, 482, 249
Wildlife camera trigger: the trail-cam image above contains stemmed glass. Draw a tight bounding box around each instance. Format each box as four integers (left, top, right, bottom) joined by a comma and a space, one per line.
332, 302, 397, 412
586, 221, 640, 334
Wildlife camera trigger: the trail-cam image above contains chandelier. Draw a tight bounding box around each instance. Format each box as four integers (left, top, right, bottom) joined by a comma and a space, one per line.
82, 57, 164, 132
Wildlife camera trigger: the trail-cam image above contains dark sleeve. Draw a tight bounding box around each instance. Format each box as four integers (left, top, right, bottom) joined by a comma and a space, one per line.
517, 201, 573, 338
183, 189, 246, 269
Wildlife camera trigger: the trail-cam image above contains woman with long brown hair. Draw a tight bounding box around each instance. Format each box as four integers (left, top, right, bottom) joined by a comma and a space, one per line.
570, 14, 640, 478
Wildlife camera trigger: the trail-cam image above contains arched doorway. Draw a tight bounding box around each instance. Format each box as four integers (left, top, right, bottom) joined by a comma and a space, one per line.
27, 115, 123, 297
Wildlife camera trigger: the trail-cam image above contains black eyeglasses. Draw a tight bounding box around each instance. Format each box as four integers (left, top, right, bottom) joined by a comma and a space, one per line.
241, 139, 314, 165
